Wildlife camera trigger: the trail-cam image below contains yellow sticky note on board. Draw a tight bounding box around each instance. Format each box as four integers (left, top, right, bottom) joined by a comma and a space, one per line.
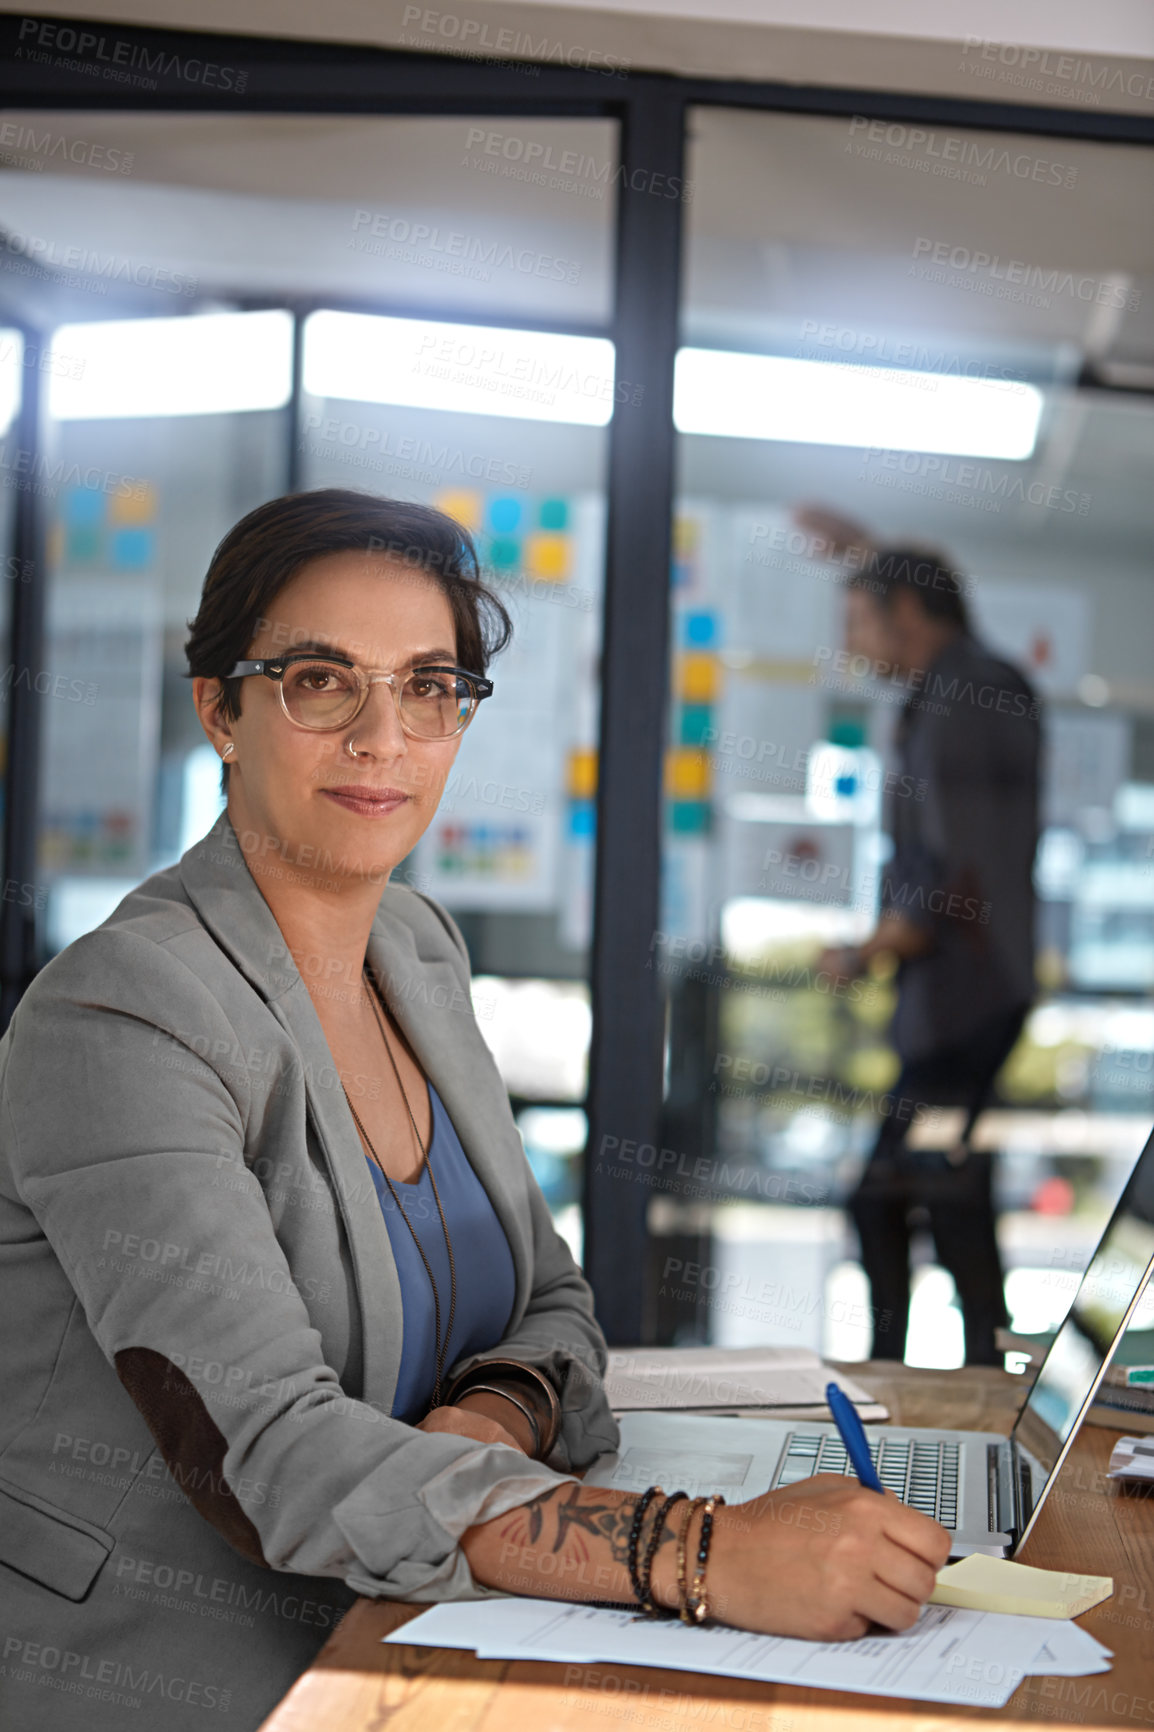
929, 1554, 1113, 1619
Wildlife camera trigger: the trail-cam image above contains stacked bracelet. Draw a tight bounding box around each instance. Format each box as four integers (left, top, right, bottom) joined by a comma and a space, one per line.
457, 1382, 541, 1456
626, 1486, 665, 1608
676, 1496, 708, 1619
637, 1490, 687, 1616
443, 1358, 562, 1459
683, 1494, 725, 1624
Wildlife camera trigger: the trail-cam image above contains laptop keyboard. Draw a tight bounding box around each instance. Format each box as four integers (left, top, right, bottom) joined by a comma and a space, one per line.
773, 1432, 960, 1529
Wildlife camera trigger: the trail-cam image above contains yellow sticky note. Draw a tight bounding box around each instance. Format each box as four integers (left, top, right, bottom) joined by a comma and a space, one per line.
433, 490, 482, 532
929, 1554, 1112, 1619
109, 481, 156, 525
567, 748, 597, 800
678, 652, 719, 704
525, 532, 570, 580
666, 747, 711, 800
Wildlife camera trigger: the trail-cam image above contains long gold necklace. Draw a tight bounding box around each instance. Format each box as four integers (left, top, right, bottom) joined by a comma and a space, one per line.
342, 964, 458, 1409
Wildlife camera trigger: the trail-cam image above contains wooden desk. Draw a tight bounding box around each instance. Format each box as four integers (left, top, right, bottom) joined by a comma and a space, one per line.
258, 1363, 1154, 1731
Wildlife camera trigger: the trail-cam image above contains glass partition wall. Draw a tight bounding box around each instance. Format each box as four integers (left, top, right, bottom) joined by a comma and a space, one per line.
0, 110, 617, 1261
658, 109, 1154, 1364
1, 36, 1152, 1347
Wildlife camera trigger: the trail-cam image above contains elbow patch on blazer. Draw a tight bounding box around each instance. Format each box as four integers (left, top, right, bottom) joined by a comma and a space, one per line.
114, 1346, 269, 1569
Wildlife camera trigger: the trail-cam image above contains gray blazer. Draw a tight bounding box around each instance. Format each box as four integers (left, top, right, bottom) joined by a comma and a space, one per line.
0, 807, 617, 1732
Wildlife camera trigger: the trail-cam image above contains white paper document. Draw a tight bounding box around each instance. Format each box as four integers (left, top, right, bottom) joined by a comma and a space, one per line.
604, 1346, 887, 1420
384, 1597, 1112, 1709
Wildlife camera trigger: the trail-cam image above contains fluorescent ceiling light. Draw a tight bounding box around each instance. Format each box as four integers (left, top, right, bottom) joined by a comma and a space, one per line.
0, 329, 21, 437
48, 311, 293, 419
674, 348, 1043, 460
304, 310, 615, 427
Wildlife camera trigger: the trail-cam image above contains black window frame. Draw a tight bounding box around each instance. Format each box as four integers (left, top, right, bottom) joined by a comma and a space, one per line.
2, 16, 1152, 1342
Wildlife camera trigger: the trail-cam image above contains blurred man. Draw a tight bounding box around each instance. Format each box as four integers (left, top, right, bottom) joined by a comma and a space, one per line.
807, 515, 1041, 1364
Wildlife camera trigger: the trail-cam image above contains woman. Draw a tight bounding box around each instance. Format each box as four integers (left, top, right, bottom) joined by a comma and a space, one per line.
0, 490, 949, 1732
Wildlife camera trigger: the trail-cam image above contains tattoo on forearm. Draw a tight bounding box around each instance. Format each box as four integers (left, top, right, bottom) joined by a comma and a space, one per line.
550, 1489, 674, 1566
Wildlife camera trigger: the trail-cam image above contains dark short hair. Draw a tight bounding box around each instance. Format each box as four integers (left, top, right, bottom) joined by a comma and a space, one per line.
847, 543, 970, 631
183, 489, 513, 794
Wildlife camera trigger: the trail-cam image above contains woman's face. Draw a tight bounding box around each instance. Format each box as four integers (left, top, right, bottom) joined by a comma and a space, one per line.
199, 550, 465, 887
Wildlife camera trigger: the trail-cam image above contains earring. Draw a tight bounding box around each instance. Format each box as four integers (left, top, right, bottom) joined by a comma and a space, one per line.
222, 743, 235, 760
346, 736, 359, 758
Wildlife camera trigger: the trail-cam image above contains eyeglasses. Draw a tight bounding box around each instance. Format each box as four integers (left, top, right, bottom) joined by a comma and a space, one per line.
225, 653, 493, 740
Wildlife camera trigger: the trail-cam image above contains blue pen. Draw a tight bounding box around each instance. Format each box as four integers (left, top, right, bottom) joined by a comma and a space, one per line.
826, 1381, 884, 1492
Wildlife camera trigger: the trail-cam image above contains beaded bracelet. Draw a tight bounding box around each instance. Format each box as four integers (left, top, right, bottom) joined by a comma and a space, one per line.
675, 1497, 708, 1619
683, 1494, 726, 1624
626, 1485, 665, 1609
637, 1490, 687, 1616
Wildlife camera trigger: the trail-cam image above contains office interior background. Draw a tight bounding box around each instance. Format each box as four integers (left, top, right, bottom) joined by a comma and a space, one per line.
2, 2, 1153, 1360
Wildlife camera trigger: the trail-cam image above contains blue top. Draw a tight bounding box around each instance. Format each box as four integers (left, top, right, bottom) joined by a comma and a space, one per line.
365, 1080, 517, 1424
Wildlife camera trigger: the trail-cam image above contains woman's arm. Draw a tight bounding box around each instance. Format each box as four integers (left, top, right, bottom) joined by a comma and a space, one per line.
3, 928, 573, 1602
461, 1474, 952, 1642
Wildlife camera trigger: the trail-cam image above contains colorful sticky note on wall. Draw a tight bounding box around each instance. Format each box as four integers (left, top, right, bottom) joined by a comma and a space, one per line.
111, 527, 155, 570
678, 703, 715, 747
488, 496, 522, 533
567, 747, 598, 800
109, 482, 156, 526
64, 486, 103, 527
666, 748, 711, 800
488, 536, 521, 570
526, 532, 571, 581
684, 610, 717, 648
677, 652, 720, 704
669, 800, 711, 835
433, 489, 482, 532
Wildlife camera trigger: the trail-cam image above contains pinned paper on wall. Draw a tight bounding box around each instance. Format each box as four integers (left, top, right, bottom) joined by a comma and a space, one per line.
40, 576, 163, 876
57, 481, 158, 572
411, 492, 603, 918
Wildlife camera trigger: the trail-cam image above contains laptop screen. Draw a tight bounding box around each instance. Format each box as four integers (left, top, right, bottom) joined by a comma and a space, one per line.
1012, 1134, 1154, 1499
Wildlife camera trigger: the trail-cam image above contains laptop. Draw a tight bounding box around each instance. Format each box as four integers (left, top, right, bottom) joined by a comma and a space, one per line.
586, 1125, 1154, 1558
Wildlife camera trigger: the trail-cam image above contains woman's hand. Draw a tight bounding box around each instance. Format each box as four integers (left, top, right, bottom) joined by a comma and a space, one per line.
463, 1474, 951, 1643
699, 1475, 952, 1641
417, 1401, 527, 1454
